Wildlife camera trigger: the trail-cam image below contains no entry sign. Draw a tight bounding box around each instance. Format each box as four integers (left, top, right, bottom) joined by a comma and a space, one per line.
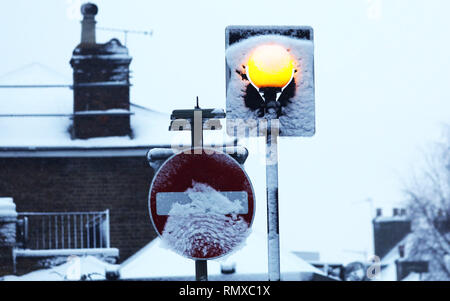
149, 148, 255, 260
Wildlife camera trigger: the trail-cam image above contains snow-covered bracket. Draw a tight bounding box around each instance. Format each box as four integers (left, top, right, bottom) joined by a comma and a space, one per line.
225, 26, 315, 137
156, 191, 249, 215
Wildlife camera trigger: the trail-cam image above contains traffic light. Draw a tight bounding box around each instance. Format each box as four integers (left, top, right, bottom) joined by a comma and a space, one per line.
225, 26, 315, 137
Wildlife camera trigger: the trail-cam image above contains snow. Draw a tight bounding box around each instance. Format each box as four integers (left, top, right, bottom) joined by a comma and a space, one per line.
402, 272, 421, 281
170, 182, 245, 215
380, 234, 414, 266
0, 63, 234, 149
147, 148, 176, 160
147, 148, 176, 171
225, 34, 315, 137
73, 39, 128, 56
0, 197, 17, 218
0, 62, 70, 86
0, 64, 72, 115
13, 248, 119, 258
372, 233, 417, 281
0, 107, 232, 149
160, 181, 250, 259
73, 108, 132, 115
211, 108, 224, 114
119, 230, 324, 280
1, 255, 118, 281
74, 81, 129, 87
373, 216, 409, 222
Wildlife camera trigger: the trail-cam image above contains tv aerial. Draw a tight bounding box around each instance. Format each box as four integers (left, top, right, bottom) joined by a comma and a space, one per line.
97, 26, 153, 46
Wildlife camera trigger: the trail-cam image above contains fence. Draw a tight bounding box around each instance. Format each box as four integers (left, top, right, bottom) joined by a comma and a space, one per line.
16, 210, 110, 250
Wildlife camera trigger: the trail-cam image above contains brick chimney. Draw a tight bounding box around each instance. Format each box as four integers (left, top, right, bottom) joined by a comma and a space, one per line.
70, 3, 133, 139
373, 208, 411, 259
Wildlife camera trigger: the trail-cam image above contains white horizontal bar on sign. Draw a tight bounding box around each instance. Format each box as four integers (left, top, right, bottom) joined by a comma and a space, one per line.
156, 191, 248, 215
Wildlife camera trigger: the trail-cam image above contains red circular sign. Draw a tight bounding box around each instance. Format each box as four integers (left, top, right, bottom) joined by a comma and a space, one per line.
149, 148, 255, 260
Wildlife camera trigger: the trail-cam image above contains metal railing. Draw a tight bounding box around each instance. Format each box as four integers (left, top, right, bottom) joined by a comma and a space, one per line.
16, 210, 110, 250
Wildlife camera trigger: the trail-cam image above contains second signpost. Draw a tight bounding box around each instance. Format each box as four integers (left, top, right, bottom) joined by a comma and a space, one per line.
225, 26, 316, 281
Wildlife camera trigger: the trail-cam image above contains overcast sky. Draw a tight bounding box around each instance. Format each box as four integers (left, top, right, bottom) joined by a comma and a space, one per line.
1, 0, 450, 261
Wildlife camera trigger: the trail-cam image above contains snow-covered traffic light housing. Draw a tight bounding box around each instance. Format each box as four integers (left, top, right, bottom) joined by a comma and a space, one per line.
225, 26, 315, 137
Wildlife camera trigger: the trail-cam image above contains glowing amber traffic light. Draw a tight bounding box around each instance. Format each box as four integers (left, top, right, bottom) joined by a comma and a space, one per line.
246, 44, 295, 89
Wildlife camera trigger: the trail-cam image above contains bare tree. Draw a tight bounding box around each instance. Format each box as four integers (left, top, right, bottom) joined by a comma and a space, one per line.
404, 127, 450, 280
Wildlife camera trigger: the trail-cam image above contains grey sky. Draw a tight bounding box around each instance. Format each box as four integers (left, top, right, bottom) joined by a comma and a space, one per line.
1, 0, 450, 260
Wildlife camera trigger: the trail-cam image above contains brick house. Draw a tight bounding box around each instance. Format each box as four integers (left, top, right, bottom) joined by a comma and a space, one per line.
0, 3, 229, 275
372, 208, 429, 280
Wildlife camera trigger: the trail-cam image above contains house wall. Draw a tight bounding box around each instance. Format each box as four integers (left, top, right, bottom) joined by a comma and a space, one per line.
373, 219, 411, 259
0, 156, 157, 263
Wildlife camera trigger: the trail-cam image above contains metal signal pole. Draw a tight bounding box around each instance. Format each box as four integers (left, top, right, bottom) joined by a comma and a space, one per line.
265, 118, 281, 281
169, 97, 226, 281
192, 99, 207, 281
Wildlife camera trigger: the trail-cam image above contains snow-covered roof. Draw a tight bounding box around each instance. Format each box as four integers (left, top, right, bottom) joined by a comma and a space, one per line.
373, 233, 424, 281
118, 230, 324, 280
1, 255, 118, 281
0, 63, 232, 152
380, 234, 414, 265
401, 272, 421, 281
373, 215, 410, 223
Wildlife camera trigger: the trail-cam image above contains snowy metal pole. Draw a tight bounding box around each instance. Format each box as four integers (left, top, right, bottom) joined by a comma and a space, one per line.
266, 119, 280, 281
195, 260, 208, 281
165, 99, 227, 281
192, 98, 208, 281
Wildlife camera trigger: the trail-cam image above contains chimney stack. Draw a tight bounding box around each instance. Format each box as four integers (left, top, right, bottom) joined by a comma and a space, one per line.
393, 208, 399, 216
80, 3, 98, 44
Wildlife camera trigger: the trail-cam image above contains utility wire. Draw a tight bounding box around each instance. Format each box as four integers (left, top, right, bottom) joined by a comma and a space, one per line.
0, 85, 71, 88
0, 62, 70, 82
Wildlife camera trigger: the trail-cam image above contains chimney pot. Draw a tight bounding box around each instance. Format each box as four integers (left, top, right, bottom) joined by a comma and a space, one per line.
80, 3, 98, 44
398, 244, 405, 258
376, 208, 382, 217
81, 3, 98, 16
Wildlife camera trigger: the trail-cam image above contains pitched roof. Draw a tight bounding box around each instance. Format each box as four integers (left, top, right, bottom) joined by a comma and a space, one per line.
1, 255, 118, 281
118, 230, 325, 280
0, 63, 231, 151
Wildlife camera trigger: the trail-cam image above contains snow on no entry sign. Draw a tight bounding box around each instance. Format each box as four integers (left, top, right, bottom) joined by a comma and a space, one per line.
148, 148, 255, 260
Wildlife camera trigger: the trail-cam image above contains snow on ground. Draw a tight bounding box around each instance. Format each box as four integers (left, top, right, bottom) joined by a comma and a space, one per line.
1, 255, 118, 281
119, 230, 324, 280
226, 34, 315, 137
